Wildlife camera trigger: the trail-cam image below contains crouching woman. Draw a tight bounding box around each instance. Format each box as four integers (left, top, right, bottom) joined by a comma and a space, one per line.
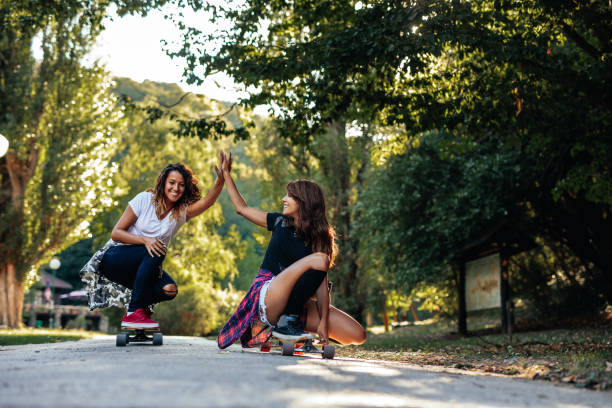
217, 152, 366, 349
81, 158, 225, 328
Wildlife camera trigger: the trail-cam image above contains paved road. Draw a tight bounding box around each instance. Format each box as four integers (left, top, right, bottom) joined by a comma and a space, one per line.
0, 336, 609, 407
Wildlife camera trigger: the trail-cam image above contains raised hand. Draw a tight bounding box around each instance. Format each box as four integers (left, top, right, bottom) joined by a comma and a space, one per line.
215, 151, 225, 182
221, 151, 233, 174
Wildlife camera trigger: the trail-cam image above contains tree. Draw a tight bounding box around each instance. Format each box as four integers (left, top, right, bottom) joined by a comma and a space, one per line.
358, 131, 532, 288
170, 0, 612, 308
0, 1, 167, 328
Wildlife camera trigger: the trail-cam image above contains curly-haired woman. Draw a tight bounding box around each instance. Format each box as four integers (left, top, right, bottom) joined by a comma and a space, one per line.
81, 155, 225, 328
217, 152, 366, 349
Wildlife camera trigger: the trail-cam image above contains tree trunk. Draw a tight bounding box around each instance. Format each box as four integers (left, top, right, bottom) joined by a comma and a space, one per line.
0, 263, 23, 328
2, 151, 37, 329
317, 121, 371, 323
410, 302, 420, 322
0, 265, 8, 327
382, 309, 389, 332
7, 263, 23, 328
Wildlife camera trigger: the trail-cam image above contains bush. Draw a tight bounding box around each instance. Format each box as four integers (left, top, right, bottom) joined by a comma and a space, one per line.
102, 307, 125, 333
65, 315, 87, 330
153, 282, 243, 336
510, 241, 607, 320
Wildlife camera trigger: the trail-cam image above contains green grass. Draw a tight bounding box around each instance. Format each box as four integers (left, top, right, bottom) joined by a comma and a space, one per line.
339, 315, 612, 390
0, 328, 97, 346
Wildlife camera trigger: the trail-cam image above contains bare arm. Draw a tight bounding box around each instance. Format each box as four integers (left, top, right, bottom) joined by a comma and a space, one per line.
110, 205, 166, 257
186, 176, 224, 220
315, 274, 330, 344
223, 152, 267, 228
186, 152, 225, 220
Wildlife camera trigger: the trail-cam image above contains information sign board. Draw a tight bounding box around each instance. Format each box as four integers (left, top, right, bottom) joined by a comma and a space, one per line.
465, 253, 501, 312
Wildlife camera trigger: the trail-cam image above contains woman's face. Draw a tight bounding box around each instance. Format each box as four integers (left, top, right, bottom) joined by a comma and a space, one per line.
164, 170, 186, 204
282, 193, 299, 218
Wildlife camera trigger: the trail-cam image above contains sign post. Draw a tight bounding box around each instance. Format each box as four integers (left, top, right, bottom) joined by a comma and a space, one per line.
456, 262, 467, 335
500, 255, 510, 334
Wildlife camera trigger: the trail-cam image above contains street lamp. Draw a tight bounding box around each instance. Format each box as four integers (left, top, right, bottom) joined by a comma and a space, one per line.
49, 257, 61, 328
0, 134, 8, 158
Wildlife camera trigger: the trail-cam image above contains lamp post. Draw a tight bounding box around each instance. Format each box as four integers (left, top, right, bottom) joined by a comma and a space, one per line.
49, 257, 61, 327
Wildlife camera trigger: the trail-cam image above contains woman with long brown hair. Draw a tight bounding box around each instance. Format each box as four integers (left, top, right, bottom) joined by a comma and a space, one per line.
217, 152, 366, 348
81, 156, 226, 328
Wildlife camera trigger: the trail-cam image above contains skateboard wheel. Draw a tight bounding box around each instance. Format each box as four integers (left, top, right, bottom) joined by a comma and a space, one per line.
116, 333, 128, 347
281, 342, 294, 356
322, 345, 335, 359
152, 333, 163, 346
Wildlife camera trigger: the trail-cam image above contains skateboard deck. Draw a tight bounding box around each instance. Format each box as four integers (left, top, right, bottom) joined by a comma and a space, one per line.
259, 335, 335, 359
116, 326, 163, 347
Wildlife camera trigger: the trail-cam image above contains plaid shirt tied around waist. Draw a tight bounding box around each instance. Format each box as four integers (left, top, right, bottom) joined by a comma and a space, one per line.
217, 269, 274, 349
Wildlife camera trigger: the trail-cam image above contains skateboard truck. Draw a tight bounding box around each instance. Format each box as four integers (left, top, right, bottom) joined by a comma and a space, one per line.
280, 339, 335, 359
116, 328, 163, 347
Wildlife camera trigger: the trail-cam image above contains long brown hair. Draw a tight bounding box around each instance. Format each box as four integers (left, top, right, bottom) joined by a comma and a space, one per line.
286, 180, 338, 266
149, 163, 201, 221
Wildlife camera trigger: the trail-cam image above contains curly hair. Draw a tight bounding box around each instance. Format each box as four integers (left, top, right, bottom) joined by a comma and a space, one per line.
148, 163, 201, 221
286, 180, 338, 267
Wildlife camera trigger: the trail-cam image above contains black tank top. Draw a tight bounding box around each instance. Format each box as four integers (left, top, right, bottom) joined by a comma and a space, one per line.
260, 212, 313, 275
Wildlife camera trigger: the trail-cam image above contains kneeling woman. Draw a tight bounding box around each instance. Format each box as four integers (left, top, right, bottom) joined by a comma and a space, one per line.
217, 152, 366, 348
81, 158, 225, 328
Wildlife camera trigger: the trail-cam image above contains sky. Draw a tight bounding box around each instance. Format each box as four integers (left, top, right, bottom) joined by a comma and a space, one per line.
87, 5, 245, 104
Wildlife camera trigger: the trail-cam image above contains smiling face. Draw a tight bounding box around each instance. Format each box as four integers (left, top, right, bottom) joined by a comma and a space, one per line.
282, 192, 300, 219
164, 170, 186, 205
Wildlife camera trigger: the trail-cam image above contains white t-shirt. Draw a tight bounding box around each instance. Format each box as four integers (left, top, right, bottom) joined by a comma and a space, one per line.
126, 191, 187, 245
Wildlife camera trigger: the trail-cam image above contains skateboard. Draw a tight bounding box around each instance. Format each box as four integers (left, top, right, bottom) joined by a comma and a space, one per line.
260, 335, 335, 359
116, 327, 163, 347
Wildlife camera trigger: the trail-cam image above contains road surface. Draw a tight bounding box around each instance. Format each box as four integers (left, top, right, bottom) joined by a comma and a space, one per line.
0, 336, 608, 407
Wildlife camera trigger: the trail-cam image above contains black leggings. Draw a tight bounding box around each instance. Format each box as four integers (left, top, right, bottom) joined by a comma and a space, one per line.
283, 269, 327, 316
100, 245, 177, 312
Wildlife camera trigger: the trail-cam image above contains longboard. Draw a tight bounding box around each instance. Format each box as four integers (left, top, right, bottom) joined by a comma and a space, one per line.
259, 335, 335, 359
116, 327, 163, 347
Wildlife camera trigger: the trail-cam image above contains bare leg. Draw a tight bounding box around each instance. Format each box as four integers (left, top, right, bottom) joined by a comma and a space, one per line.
304, 300, 367, 345
162, 283, 177, 297
264, 253, 328, 325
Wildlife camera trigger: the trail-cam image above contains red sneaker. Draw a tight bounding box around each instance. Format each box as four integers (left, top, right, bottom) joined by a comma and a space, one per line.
121, 308, 159, 328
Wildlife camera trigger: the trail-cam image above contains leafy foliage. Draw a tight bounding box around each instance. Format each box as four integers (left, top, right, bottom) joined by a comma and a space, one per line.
510, 241, 608, 319
165, 0, 612, 316
20, 68, 121, 282
0, 0, 175, 328
358, 131, 532, 289
0, 1, 129, 282
115, 75, 255, 141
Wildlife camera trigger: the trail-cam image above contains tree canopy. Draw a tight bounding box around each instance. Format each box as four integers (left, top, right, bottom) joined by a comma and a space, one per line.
3, 0, 611, 330
168, 0, 611, 306
0, 0, 171, 327
141, 0, 612, 325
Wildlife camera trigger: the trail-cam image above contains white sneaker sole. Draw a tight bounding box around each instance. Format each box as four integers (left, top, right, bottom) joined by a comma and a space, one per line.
121, 321, 159, 329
